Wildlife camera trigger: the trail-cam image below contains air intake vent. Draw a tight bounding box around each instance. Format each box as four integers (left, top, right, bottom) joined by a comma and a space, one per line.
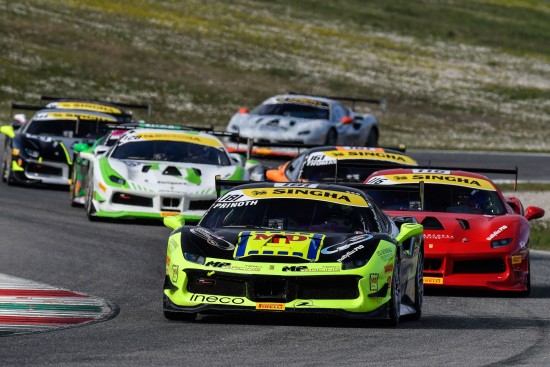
421, 216, 444, 230
163, 166, 181, 176
456, 219, 470, 230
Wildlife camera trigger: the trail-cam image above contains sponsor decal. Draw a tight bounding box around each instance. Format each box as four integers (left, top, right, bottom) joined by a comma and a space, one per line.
190, 227, 235, 250
282, 265, 340, 273
424, 233, 455, 240
376, 247, 394, 262
424, 277, 443, 285
486, 225, 508, 241
238, 187, 367, 206
321, 235, 372, 255
337, 245, 365, 262
172, 265, 179, 282
235, 231, 324, 261
369, 273, 379, 291
189, 294, 245, 304
274, 183, 319, 188
34, 112, 116, 121
256, 303, 286, 311
323, 150, 416, 165
384, 263, 394, 273
205, 261, 231, 268
305, 153, 335, 166
275, 96, 329, 108
294, 300, 314, 308
161, 211, 180, 217
511, 255, 522, 265
377, 173, 495, 190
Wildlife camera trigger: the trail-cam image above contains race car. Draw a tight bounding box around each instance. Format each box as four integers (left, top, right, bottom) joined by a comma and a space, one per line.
251, 145, 417, 182
1, 108, 122, 186
162, 181, 424, 325
1, 98, 150, 187
81, 128, 256, 222
224, 93, 383, 157
364, 167, 545, 295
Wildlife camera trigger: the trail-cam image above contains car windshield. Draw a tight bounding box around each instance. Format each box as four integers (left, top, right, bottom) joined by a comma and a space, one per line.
24, 119, 111, 139
301, 163, 387, 183
110, 140, 231, 165
200, 198, 376, 233
252, 103, 329, 120
368, 184, 507, 215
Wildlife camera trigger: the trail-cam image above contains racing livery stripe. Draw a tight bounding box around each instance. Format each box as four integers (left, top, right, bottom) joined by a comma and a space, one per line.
0, 289, 89, 297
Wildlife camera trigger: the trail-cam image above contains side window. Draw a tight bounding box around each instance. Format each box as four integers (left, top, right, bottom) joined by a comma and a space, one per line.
331, 104, 347, 123
285, 154, 305, 181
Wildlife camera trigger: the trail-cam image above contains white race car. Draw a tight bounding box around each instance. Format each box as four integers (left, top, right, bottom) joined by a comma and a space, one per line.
224, 93, 383, 157
81, 128, 256, 222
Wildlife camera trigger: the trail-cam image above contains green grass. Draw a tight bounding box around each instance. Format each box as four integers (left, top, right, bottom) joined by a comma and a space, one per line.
1, 0, 550, 150
530, 222, 550, 251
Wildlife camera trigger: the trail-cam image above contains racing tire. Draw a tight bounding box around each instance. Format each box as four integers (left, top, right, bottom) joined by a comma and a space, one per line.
69, 164, 78, 207
365, 129, 379, 147
85, 178, 97, 221
520, 258, 531, 297
2, 150, 15, 186
410, 250, 424, 320
325, 129, 337, 145
387, 259, 401, 326
163, 310, 196, 322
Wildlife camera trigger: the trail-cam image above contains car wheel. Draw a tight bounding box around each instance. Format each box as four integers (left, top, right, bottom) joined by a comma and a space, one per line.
520, 257, 531, 297
387, 258, 401, 326
325, 129, 337, 145
85, 177, 97, 221
2, 150, 14, 185
365, 129, 379, 147
69, 164, 78, 207
410, 250, 424, 320
163, 310, 196, 321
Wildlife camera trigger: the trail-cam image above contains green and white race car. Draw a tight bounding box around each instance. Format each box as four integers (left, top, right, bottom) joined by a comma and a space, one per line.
81, 128, 257, 222
163, 181, 424, 325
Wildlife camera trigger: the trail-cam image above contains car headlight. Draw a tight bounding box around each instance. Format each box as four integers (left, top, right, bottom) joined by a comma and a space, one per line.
24, 148, 40, 158
184, 253, 206, 265
342, 258, 368, 270
109, 175, 126, 186
491, 238, 512, 248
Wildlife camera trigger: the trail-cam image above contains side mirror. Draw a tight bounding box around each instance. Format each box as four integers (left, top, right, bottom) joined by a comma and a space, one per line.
340, 116, 354, 125
525, 206, 544, 221
0, 125, 15, 139
395, 222, 423, 243
93, 145, 110, 156
164, 215, 186, 230
73, 142, 91, 153
229, 152, 246, 166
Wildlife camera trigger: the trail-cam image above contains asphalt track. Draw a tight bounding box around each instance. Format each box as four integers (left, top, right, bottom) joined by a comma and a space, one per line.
1, 143, 550, 366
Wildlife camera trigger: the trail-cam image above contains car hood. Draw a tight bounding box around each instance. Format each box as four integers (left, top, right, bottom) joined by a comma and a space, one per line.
390, 211, 522, 248
22, 134, 85, 163
229, 113, 326, 138
104, 158, 240, 194
178, 227, 390, 263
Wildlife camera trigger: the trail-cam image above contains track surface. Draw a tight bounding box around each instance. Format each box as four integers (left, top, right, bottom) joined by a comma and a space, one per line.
1, 142, 549, 366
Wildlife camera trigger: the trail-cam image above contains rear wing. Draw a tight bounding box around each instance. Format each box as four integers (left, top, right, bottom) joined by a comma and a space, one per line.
288, 91, 387, 111
214, 177, 424, 209
104, 122, 240, 140
41, 95, 152, 118
403, 165, 519, 190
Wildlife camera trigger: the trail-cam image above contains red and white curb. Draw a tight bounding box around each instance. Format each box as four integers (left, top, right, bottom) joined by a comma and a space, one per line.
0, 274, 118, 336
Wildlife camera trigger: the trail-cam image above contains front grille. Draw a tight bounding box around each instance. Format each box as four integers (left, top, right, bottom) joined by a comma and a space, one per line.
187, 273, 246, 296
188, 199, 215, 210
296, 276, 359, 300
184, 270, 360, 302
27, 163, 62, 176
453, 258, 506, 274
162, 197, 181, 209
424, 258, 443, 271
112, 193, 153, 207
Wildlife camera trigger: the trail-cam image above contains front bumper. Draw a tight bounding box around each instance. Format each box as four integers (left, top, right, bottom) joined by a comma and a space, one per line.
163, 260, 394, 320
10, 157, 69, 186
423, 249, 529, 292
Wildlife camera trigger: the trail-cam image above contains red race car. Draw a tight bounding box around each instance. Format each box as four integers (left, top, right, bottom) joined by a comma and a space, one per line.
364, 167, 544, 295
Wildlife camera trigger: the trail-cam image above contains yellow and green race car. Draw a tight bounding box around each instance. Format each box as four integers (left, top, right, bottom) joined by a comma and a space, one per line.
163, 181, 424, 326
